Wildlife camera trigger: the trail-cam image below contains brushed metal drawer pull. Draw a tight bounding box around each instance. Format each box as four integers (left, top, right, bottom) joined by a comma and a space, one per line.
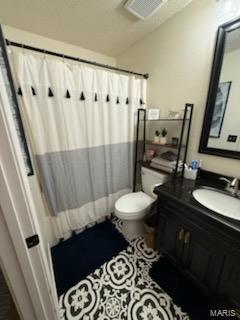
235, 308, 240, 319
178, 228, 185, 241
184, 232, 191, 244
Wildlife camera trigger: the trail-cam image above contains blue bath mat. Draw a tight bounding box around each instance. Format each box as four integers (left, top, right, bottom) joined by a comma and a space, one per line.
51, 219, 128, 296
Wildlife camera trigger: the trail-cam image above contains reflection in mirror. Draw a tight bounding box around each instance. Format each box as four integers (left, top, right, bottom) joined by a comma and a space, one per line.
207, 28, 240, 151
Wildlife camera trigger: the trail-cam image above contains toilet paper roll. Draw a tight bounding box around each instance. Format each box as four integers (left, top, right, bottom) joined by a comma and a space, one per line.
151, 183, 162, 198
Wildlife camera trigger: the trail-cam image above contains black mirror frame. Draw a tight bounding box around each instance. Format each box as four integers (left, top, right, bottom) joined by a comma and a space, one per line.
199, 17, 240, 160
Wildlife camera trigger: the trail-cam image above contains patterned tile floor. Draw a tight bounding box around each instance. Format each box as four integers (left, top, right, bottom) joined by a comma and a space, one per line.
59, 218, 190, 319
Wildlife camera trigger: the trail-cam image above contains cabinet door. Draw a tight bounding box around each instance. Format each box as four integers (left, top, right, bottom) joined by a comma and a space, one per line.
155, 216, 184, 265
182, 230, 224, 294
218, 256, 240, 306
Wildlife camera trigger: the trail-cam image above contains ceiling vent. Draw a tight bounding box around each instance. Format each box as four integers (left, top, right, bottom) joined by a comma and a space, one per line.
124, 0, 168, 20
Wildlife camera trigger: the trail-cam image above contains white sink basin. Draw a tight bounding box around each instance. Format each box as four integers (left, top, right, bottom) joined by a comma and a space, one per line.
192, 188, 240, 220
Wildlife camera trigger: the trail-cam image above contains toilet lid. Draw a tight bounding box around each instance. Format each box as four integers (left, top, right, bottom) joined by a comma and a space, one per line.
115, 191, 154, 213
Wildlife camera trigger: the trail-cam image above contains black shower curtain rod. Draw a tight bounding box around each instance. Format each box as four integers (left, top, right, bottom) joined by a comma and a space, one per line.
5, 39, 149, 79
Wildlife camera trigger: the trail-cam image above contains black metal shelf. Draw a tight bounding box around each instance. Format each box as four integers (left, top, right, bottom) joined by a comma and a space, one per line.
133, 103, 194, 191
145, 140, 186, 149
140, 118, 190, 122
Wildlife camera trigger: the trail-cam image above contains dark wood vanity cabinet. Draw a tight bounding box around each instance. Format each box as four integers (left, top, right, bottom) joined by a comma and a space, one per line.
155, 196, 240, 306
218, 255, 240, 306
155, 214, 184, 265
180, 228, 224, 294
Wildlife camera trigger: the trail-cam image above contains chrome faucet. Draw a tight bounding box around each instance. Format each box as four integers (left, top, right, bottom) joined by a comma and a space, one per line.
219, 177, 240, 196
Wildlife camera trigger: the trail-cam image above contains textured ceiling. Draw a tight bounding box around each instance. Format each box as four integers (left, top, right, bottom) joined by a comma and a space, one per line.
0, 0, 193, 56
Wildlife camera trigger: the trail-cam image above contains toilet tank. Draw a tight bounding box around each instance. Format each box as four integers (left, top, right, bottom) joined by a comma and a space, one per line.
141, 166, 169, 198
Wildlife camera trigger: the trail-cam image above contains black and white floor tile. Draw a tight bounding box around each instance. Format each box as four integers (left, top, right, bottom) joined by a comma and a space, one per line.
59, 217, 190, 320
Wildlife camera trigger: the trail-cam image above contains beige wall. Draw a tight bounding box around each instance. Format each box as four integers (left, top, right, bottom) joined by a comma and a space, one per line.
117, 0, 240, 177
3, 25, 116, 66
2, 25, 116, 246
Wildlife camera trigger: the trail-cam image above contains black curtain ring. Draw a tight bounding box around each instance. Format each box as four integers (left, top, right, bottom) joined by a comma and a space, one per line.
7, 40, 12, 53
43, 49, 46, 60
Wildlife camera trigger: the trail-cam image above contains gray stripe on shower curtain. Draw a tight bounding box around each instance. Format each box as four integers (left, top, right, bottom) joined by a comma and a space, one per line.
36, 142, 134, 216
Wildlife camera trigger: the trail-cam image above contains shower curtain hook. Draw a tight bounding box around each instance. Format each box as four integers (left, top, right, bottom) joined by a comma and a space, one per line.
92, 61, 98, 102
62, 53, 65, 64
77, 57, 81, 68
7, 39, 12, 54
43, 48, 46, 61
21, 43, 25, 55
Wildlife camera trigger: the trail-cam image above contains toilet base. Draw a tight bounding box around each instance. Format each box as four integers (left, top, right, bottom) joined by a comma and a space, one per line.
121, 218, 145, 241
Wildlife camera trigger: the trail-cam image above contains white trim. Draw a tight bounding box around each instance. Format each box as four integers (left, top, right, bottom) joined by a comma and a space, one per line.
0, 67, 59, 319
0, 213, 36, 320
47, 244, 59, 309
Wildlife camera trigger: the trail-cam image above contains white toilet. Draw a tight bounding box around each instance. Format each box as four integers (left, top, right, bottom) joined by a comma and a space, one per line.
115, 167, 169, 240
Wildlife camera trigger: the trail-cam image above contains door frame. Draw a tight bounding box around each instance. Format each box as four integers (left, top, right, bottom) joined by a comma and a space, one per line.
0, 40, 59, 320
0, 212, 36, 320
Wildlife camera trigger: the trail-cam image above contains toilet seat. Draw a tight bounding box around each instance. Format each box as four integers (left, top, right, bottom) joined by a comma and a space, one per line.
115, 191, 154, 220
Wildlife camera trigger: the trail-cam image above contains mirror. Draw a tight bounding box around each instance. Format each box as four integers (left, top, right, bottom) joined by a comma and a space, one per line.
199, 18, 240, 159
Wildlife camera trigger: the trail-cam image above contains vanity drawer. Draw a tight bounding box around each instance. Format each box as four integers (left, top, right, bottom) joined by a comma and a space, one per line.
159, 198, 240, 249
159, 200, 211, 235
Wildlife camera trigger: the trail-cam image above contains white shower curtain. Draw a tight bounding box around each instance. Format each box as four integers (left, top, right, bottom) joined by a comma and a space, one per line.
11, 51, 146, 240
